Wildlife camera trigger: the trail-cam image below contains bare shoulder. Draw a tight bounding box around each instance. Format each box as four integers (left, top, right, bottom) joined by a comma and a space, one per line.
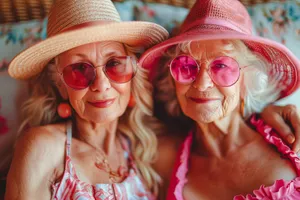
21, 123, 67, 143
154, 133, 185, 180
5, 123, 67, 199
19, 123, 67, 168
13, 123, 67, 170
16, 123, 67, 158
153, 133, 185, 198
157, 134, 183, 154
12, 124, 66, 176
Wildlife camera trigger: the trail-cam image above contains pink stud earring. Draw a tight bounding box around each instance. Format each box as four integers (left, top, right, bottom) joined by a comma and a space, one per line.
57, 102, 72, 118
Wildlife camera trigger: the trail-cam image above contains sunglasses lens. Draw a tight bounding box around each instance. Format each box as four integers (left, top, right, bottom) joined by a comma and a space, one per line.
170, 55, 199, 84
209, 56, 240, 87
63, 63, 95, 90
104, 56, 136, 83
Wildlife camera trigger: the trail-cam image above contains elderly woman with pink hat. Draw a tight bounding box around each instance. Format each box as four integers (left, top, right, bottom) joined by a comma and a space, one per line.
4, 0, 300, 199
140, 0, 300, 199
5, 0, 169, 199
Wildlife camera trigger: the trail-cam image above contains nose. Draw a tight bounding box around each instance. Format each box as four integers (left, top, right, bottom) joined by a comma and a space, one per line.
90, 67, 111, 92
192, 67, 214, 91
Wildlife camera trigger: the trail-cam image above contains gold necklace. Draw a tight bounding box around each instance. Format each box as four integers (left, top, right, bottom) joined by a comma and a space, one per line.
94, 138, 128, 183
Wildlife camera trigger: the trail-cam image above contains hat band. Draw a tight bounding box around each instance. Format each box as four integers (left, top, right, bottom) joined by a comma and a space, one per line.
181, 18, 251, 35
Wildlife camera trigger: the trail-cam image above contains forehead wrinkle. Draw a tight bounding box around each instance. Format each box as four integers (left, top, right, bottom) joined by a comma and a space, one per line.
97, 42, 125, 57
191, 45, 215, 65
95, 42, 126, 64
192, 45, 236, 65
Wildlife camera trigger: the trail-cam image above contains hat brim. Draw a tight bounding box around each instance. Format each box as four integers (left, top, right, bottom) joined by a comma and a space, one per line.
8, 21, 169, 80
140, 29, 300, 99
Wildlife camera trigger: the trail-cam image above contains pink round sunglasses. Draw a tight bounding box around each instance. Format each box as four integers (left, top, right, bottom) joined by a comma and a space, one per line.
169, 55, 241, 87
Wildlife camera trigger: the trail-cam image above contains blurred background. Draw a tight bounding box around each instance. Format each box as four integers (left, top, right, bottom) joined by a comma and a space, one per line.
0, 0, 299, 197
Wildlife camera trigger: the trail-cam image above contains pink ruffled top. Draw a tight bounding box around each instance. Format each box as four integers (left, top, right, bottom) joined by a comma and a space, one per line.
167, 115, 300, 200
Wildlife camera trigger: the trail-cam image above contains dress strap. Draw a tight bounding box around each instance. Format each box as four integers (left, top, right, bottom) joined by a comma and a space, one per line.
167, 131, 193, 200
66, 121, 72, 157
52, 120, 74, 196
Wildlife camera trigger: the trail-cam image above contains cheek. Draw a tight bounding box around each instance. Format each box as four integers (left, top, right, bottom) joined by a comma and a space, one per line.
221, 86, 240, 114
112, 82, 131, 107
67, 88, 88, 114
175, 82, 190, 106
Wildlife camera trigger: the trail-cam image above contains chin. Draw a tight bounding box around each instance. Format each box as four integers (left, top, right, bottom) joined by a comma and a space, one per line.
185, 105, 222, 123
195, 115, 220, 123
88, 112, 120, 124
85, 107, 125, 124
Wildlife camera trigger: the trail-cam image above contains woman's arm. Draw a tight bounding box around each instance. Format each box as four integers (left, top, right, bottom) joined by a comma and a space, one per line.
5, 127, 62, 200
261, 104, 300, 152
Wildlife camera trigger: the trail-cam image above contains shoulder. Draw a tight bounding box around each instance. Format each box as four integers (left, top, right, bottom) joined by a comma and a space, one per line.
153, 133, 187, 197
154, 133, 186, 180
157, 133, 184, 155
12, 123, 67, 174
5, 123, 68, 199
16, 123, 67, 154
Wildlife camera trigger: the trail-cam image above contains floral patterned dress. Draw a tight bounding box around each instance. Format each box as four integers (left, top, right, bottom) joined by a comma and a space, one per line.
51, 121, 154, 200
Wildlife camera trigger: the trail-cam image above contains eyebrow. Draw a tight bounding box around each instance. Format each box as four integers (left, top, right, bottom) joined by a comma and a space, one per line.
74, 53, 88, 59
104, 51, 124, 58
204, 52, 231, 60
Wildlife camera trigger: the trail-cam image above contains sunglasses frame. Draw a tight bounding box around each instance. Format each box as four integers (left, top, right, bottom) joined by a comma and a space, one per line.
57, 56, 138, 90
169, 54, 242, 87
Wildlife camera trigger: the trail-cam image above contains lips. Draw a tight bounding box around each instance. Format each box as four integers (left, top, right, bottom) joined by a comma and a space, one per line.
189, 97, 220, 103
88, 98, 116, 108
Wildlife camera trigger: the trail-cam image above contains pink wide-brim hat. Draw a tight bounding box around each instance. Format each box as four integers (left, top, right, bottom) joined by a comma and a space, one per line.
139, 0, 300, 99
8, 0, 169, 80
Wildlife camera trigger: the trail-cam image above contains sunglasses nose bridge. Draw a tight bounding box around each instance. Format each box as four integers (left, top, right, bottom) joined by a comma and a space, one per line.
89, 66, 111, 90
93, 66, 109, 81
94, 64, 113, 79
192, 65, 214, 91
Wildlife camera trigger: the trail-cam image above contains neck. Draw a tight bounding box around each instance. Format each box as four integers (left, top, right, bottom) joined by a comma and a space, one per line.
74, 114, 119, 155
194, 110, 255, 158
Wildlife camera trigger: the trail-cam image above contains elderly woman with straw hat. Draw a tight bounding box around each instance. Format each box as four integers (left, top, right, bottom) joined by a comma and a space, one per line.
5, 0, 169, 199
4, 0, 300, 199
140, 0, 300, 199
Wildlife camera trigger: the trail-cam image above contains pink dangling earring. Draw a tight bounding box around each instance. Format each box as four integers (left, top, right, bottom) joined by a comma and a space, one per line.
57, 102, 72, 118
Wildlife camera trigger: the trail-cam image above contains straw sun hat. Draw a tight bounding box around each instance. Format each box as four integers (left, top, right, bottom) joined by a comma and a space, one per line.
8, 0, 169, 80
140, 0, 300, 99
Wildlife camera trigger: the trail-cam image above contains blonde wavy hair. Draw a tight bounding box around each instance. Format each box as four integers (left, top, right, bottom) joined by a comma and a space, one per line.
155, 39, 281, 129
18, 43, 162, 194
